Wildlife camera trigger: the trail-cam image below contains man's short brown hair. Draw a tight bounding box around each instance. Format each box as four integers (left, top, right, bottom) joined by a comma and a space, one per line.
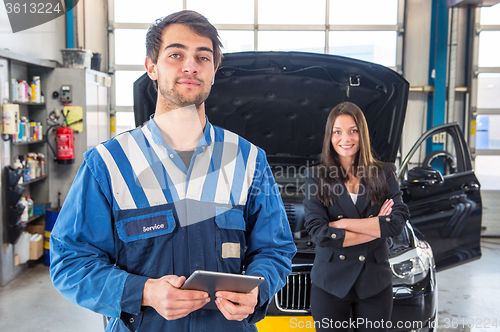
145, 10, 223, 90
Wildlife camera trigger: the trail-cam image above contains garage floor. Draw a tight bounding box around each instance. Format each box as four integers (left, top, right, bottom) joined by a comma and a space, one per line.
1, 191, 499, 332
437, 238, 500, 332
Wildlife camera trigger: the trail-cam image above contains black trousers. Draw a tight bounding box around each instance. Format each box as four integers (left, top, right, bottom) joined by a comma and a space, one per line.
310, 283, 393, 332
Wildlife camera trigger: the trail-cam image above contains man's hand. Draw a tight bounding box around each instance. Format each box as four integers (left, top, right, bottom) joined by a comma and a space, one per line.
142, 275, 210, 320
215, 286, 259, 321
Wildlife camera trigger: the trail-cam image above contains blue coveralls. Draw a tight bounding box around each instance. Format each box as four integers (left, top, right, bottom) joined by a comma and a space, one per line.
49, 115, 297, 331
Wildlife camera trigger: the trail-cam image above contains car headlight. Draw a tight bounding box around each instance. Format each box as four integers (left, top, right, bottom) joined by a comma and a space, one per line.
390, 247, 431, 285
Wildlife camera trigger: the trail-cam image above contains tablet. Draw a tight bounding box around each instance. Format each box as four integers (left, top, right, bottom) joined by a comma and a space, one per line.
181, 270, 264, 310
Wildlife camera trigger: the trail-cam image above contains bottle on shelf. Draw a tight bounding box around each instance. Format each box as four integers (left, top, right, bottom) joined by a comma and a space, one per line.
30, 122, 37, 141
18, 80, 28, 103
23, 157, 31, 182
19, 196, 29, 223
34, 76, 41, 103
24, 81, 29, 102
26, 196, 34, 217
17, 80, 23, 103
32, 153, 40, 178
15, 118, 23, 143
31, 80, 36, 103
24, 119, 29, 142
25, 121, 30, 142
13, 157, 24, 184
27, 153, 37, 180
39, 153, 46, 177
11, 77, 18, 102
15, 116, 29, 142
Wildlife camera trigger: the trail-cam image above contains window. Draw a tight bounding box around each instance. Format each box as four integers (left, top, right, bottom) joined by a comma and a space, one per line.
329, 0, 398, 25
328, 31, 397, 67
114, 0, 182, 23
479, 2, 500, 25
476, 115, 500, 150
218, 31, 254, 53
472, 4, 500, 189
115, 71, 146, 107
403, 130, 459, 179
258, 0, 326, 25
188, 0, 254, 24
114, 29, 148, 65
110, 0, 402, 134
258, 31, 325, 53
115, 111, 136, 134
477, 73, 500, 109
478, 31, 500, 67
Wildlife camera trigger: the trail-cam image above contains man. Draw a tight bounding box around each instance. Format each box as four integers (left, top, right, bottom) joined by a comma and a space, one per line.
49, 10, 296, 332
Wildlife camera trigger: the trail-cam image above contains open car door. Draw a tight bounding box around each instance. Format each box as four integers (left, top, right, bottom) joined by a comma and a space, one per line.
398, 123, 482, 271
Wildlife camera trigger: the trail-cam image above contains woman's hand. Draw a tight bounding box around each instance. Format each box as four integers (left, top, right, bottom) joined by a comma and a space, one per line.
378, 199, 394, 217
328, 199, 393, 237
329, 219, 344, 229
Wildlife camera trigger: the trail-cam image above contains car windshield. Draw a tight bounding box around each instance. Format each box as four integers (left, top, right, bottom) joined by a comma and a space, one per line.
271, 164, 308, 197
273, 166, 306, 183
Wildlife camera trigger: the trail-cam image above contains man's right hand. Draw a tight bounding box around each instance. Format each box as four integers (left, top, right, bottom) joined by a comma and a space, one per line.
142, 275, 210, 320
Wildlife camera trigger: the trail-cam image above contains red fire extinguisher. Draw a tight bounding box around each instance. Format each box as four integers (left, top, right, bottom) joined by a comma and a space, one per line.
56, 126, 74, 164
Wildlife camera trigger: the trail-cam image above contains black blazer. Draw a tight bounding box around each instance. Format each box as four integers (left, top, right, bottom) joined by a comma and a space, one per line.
304, 164, 410, 299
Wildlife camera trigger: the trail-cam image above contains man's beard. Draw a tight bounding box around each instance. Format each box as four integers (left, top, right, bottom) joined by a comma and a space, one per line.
157, 74, 211, 108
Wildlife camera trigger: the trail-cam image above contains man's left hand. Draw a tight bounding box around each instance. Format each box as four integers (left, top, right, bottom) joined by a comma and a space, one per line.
215, 286, 259, 321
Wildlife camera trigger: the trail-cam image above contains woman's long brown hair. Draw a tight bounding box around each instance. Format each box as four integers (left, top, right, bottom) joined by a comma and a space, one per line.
313, 102, 388, 206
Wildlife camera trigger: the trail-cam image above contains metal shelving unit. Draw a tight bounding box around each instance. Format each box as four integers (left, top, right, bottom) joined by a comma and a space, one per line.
0, 50, 55, 286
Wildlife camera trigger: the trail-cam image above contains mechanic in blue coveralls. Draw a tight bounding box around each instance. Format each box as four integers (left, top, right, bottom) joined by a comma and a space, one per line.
49, 10, 296, 332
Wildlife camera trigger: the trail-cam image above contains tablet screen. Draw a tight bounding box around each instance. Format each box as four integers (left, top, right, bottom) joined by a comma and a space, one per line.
181, 270, 264, 310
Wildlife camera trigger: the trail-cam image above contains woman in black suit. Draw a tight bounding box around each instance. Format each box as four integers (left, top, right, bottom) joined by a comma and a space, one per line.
304, 102, 410, 331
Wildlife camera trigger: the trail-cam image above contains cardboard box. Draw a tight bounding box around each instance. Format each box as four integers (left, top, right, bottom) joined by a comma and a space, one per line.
25, 221, 45, 235
29, 235, 44, 260
26, 221, 45, 260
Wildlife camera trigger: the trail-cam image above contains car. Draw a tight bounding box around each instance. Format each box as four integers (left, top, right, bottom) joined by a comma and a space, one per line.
133, 51, 482, 332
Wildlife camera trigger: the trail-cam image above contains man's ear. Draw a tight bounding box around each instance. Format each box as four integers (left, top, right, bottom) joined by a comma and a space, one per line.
211, 65, 219, 85
145, 56, 158, 80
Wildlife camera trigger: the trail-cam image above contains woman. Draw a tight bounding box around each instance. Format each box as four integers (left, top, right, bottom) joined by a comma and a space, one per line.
304, 102, 409, 331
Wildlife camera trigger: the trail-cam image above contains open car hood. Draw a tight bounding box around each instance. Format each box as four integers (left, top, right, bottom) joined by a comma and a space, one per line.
134, 52, 409, 164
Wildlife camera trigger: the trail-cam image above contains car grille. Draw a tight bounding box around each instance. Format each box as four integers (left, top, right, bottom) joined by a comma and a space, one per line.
284, 204, 296, 224
274, 272, 311, 313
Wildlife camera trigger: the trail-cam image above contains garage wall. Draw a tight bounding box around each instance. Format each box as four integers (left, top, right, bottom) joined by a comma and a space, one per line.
401, 1, 472, 161
0, 6, 66, 63
0, 1, 108, 69
75, 0, 109, 72
401, 0, 433, 161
